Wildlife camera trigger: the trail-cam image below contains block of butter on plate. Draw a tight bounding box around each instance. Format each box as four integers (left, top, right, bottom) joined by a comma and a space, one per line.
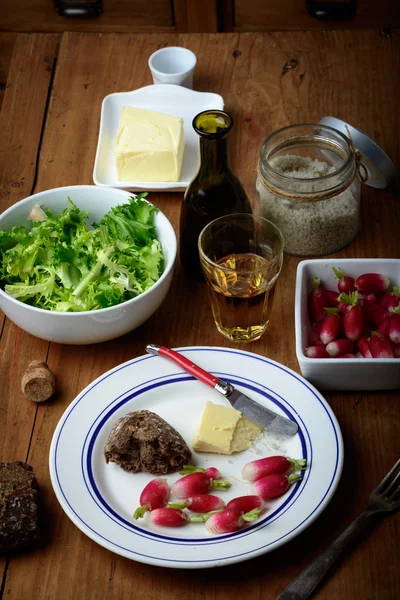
193, 401, 263, 455
115, 106, 184, 182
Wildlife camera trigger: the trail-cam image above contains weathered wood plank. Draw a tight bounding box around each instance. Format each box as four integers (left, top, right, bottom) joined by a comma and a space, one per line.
0, 30, 59, 596
1, 30, 399, 600
0, 32, 60, 459
0, 33, 17, 111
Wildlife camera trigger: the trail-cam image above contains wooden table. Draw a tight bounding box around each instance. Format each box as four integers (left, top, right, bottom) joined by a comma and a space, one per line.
1, 31, 399, 600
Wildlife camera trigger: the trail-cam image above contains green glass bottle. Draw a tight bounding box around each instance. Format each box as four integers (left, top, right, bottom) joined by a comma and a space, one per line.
179, 110, 252, 279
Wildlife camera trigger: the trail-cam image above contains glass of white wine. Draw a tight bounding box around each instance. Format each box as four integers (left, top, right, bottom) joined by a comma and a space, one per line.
198, 214, 284, 343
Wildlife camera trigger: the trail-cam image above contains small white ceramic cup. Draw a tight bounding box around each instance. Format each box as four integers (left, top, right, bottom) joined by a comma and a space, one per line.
148, 47, 197, 89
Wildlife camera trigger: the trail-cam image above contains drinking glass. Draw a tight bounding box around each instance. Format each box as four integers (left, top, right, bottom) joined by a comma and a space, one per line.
198, 214, 284, 343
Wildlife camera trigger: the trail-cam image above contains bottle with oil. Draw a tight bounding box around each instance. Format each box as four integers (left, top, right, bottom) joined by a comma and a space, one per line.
179, 110, 252, 279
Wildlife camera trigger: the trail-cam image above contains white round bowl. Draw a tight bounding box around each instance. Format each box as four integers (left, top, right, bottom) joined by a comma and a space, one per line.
0, 186, 177, 344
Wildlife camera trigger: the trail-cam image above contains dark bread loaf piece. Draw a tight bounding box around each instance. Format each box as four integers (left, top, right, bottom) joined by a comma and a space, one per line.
104, 410, 192, 475
0, 461, 40, 552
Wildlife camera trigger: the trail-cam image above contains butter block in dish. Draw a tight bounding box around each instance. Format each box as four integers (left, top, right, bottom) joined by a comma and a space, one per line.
193, 401, 263, 454
115, 107, 184, 182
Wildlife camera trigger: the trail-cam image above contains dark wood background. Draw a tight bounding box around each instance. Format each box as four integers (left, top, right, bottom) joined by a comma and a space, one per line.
1, 0, 398, 34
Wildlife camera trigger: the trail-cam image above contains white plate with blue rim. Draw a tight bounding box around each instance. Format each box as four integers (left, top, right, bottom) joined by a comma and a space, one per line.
93, 85, 224, 192
49, 346, 343, 569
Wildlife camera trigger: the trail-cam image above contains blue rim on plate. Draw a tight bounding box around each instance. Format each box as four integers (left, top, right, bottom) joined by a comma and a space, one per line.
49, 347, 343, 568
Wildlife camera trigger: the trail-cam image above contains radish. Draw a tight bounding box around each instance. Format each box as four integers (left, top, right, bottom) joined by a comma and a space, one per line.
320, 312, 341, 345
308, 320, 324, 345
171, 472, 231, 499
324, 289, 341, 307
358, 292, 377, 303
392, 342, 400, 358
203, 467, 222, 480
355, 273, 390, 294
341, 353, 356, 358
304, 345, 330, 358
133, 478, 169, 519
179, 465, 222, 480
227, 495, 265, 514
150, 508, 189, 527
254, 473, 302, 500
362, 298, 388, 326
357, 336, 372, 358
308, 277, 327, 322
168, 494, 225, 513
332, 267, 355, 293
344, 305, 363, 341
242, 456, 307, 483
368, 333, 394, 358
338, 293, 363, 341
377, 318, 391, 336
205, 507, 260, 534
326, 338, 354, 358
337, 301, 349, 316
379, 286, 400, 312
388, 311, 400, 344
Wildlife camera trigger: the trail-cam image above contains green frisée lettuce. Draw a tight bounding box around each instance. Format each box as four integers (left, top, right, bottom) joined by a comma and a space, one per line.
0, 194, 165, 312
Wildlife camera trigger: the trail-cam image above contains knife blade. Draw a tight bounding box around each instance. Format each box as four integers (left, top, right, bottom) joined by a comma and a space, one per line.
146, 344, 298, 436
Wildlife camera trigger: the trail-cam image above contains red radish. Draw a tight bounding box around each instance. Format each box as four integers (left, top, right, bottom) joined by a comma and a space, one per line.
324, 289, 341, 307
362, 298, 388, 326
377, 318, 391, 336
388, 312, 400, 344
358, 292, 377, 303
379, 286, 400, 311
179, 465, 222, 480
168, 494, 225, 513
133, 478, 169, 519
326, 338, 354, 358
304, 345, 330, 358
308, 320, 324, 345
151, 508, 189, 527
242, 456, 307, 483
320, 312, 341, 345
308, 277, 327, 322
204, 467, 222, 480
392, 342, 400, 358
337, 301, 349, 316
332, 267, 355, 293
368, 333, 394, 358
254, 473, 302, 501
205, 507, 260, 534
344, 306, 363, 341
355, 273, 390, 294
227, 496, 265, 514
357, 336, 372, 358
343, 297, 364, 341
341, 353, 356, 358
171, 472, 231, 499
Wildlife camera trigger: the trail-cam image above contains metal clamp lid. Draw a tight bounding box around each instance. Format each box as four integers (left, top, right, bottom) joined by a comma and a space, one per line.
319, 116, 396, 189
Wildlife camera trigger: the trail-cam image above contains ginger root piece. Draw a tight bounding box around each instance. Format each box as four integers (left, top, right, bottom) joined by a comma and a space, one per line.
21, 360, 56, 403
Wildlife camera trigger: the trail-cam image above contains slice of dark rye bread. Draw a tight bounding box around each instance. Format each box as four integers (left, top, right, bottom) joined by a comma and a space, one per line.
104, 410, 192, 475
0, 462, 40, 552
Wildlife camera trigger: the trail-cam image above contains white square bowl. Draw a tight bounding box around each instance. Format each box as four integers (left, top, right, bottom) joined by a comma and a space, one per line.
295, 258, 400, 391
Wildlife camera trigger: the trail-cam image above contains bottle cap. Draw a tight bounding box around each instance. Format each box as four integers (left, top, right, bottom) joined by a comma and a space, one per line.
319, 116, 396, 189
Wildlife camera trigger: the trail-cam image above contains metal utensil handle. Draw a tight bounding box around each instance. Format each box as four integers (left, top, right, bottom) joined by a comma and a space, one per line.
146, 344, 220, 389
276, 510, 374, 600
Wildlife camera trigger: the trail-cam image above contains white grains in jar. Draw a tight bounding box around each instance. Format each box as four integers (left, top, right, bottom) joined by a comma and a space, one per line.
254, 125, 362, 256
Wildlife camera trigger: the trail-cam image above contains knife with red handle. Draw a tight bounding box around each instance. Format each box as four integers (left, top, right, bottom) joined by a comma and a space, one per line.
146, 344, 298, 436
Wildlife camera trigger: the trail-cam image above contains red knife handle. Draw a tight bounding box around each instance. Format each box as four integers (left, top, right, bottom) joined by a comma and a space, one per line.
146, 344, 219, 389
